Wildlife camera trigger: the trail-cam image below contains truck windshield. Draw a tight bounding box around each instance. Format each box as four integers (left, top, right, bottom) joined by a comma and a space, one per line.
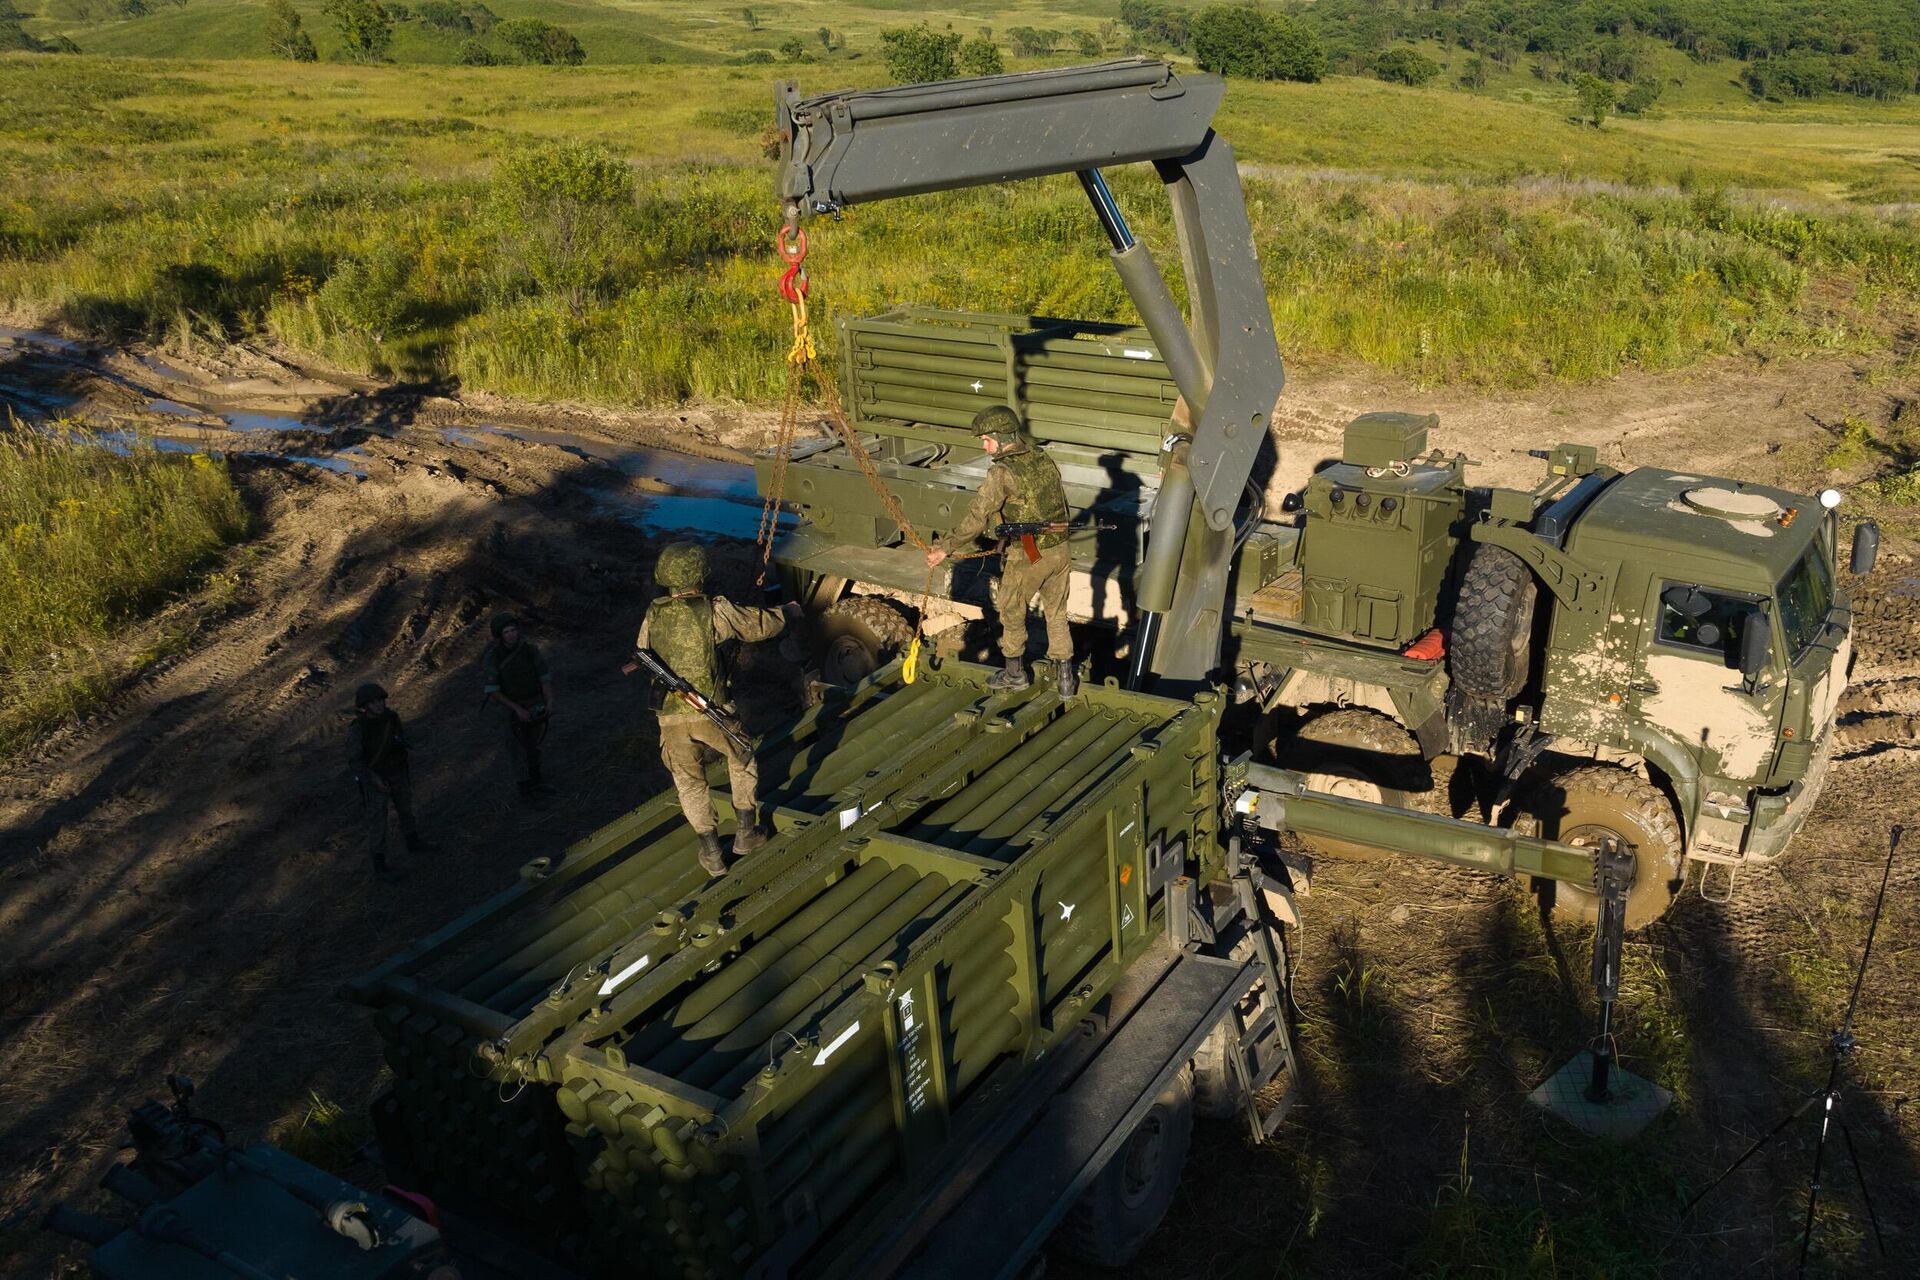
1776, 548, 1834, 660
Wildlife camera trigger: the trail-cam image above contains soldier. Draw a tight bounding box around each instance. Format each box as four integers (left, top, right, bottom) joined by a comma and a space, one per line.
482, 614, 554, 804
638, 542, 797, 876
926, 405, 1078, 695
347, 682, 433, 881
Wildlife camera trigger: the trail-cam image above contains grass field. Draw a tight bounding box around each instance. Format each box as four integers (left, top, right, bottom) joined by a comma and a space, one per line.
0, 425, 248, 749
3, 54, 1918, 407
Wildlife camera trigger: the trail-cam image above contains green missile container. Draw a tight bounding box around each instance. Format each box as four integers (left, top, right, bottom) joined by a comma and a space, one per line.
347, 661, 1223, 1277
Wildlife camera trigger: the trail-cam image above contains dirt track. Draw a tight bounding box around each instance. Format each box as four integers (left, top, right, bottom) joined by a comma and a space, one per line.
2, 329, 1918, 1276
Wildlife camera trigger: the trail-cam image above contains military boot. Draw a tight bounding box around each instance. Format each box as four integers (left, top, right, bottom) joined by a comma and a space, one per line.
697, 831, 728, 876
1056, 659, 1079, 698
987, 658, 1030, 691
733, 823, 770, 857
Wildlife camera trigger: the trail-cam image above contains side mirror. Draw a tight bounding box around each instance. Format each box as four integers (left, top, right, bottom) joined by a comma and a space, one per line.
1738, 618, 1771, 678
1851, 520, 1879, 575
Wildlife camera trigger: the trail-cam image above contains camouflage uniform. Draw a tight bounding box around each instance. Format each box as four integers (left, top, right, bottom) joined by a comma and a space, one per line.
639, 547, 787, 846
346, 684, 428, 878
941, 409, 1074, 669
482, 618, 553, 799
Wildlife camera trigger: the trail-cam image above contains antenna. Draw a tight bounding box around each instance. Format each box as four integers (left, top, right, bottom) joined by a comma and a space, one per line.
1681, 824, 1901, 1273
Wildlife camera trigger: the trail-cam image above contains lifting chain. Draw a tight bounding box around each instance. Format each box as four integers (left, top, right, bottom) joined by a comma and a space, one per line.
759, 223, 999, 679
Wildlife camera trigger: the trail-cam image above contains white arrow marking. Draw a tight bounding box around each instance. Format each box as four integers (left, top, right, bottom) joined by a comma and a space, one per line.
1123, 348, 1153, 360
1058, 900, 1075, 921
598, 954, 651, 996
813, 1021, 861, 1066
970, 380, 984, 392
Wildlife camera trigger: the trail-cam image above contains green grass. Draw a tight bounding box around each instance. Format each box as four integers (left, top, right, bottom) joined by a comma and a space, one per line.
0, 424, 249, 749
272, 1090, 374, 1172
3, 57, 1917, 403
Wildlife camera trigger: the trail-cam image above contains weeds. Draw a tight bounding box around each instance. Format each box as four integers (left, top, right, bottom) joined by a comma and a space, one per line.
272, 1091, 372, 1173
1822, 416, 1877, 470
0, 425, 248, 750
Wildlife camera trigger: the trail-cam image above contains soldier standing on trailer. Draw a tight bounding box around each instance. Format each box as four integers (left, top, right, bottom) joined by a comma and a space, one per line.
639, 542, 799, 876
347, 682, 434, 882
483, 614, 555, 804
927, 405, 1079, 696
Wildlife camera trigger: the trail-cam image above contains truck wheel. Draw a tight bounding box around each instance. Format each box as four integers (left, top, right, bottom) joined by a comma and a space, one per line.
1277, 708, 1428, 861
1520, 764, 1684, 929
815, 596, 914, 685
1054, 1067, 1194, 1268
1448, 545, 1538, 753
1190, 1021, 1241, 1120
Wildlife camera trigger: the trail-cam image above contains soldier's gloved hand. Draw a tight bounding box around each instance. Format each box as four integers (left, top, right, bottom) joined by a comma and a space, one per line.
781, 601, 804, 620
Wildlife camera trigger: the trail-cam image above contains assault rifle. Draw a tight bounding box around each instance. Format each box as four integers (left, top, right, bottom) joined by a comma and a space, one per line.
622, 648, 754, 756
994, 519, 1118, 563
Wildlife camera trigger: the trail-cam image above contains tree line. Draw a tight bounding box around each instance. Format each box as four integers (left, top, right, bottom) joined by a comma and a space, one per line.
261, 0, 586, 66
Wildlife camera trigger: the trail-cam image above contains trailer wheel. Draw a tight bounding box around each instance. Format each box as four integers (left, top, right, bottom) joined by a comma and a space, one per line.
1519, 764, 1683, 929
1054, 1066, 1194, 1268
815, 596, 914, 685
1276, 708, 1429, 862
1190, 1022, 1241, 1120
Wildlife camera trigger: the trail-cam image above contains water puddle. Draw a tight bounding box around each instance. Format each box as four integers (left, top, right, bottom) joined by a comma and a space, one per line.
0, 325, 92, 355
461, 422, 753, 500
601, 494, 788, 540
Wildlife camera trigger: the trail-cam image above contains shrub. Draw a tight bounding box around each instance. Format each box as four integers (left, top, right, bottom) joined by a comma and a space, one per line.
1373, 47, 1441, 87
415, 0, 468, 32
1618, 80, 1661, 114
1576, 73, 1616, 127
455, 37, 496, 65
957, 36, 1004, 77
323, 0, 392, 63
1074, 30, 1100, 58
778, 36, 808, 63
318, 241, 420, 339
495, 17, 585, 66
490, 140, 633, 316
264, 0, 318, 63
1191, 5, 1325, 83
1118, 0, 1189, 51
879, 22, 961, 83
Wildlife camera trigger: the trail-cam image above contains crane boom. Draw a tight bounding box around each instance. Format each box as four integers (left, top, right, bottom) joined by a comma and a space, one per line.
774, 59, 1286, 686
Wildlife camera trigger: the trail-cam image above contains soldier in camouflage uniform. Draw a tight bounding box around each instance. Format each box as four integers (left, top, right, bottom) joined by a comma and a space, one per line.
347, 681, 434, 882
638, 542, 798, 875
482, 614, 555, 804
927, 405, 1078, 696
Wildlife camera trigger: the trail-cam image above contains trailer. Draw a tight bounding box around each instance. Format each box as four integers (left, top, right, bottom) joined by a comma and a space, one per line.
48, 658, 1618, 1279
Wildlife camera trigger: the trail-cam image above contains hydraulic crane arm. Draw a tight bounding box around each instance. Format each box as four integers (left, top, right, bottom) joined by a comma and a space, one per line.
775, 59, 1287, 686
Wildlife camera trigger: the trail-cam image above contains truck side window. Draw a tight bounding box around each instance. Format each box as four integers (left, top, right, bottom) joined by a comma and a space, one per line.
1656, 583, 1759, 665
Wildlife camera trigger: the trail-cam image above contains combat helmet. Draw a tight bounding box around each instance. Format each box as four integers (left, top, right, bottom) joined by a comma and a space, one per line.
971, 405, 1031, 455
656, 541, 708, 593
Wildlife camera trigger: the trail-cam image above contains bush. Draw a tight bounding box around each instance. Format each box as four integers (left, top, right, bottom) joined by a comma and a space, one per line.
958, 36, 1003, 76
323, 0, 392, 63
1074, 30, 1101, 58
318, 241, 420, 339
495, 17, 585, 66
455, 37, 496, 65
491, 140, 633, 316
1618, 80, 1662, 114
264, 0, 318, 63
879, 22, 961, 84
416, 0, 468, 32
778, 36, 808, 63
1372, 47, 1441, 87
1459, 56, 1488, 89
1191, 5, 1325, 83
1119, 0, 1189, 51
1576, 73, 1616, 127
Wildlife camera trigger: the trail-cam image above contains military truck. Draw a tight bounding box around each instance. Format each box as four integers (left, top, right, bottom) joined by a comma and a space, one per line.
765, 61, 1877, 926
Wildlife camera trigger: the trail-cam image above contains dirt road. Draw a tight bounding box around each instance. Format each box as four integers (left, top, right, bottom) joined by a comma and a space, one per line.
2, 328, 1917, 1276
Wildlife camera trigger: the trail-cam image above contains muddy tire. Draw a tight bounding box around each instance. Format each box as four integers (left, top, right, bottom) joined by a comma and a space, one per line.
815, 596, 914, 686
1054, 1066, 1194, 1268
1520, 764, 1684, 929
1191, 1021, 1242, 1120
1448, 545, 1538, 753
1277, 708, 1429, 862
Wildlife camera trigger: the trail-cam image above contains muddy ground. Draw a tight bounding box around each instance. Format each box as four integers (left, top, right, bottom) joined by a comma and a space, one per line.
2, 328, 1918, 1277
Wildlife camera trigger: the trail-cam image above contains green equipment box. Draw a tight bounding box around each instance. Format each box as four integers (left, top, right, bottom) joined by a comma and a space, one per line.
348, 662, 1223, 1278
